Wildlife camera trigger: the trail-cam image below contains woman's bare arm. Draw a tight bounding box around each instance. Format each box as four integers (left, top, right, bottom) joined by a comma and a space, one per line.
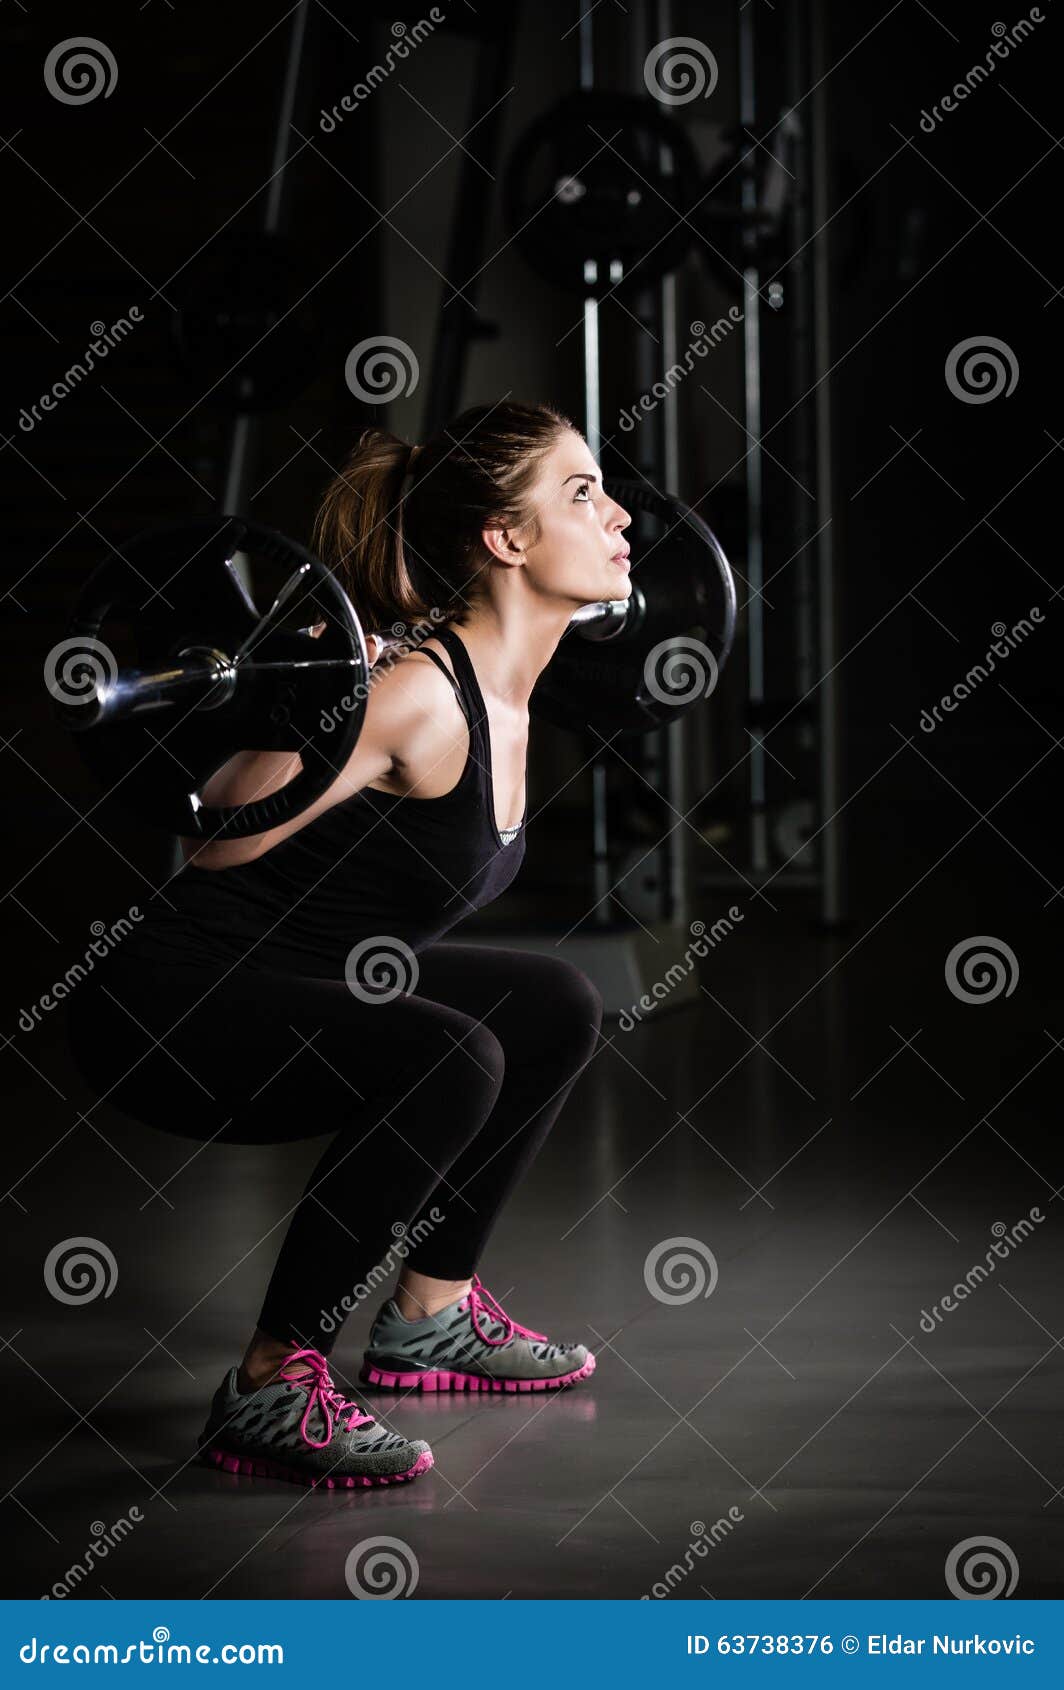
180, 646, 467, 871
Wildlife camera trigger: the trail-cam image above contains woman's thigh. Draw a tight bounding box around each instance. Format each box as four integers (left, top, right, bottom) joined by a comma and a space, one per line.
66, 956, 502, 1146
414, 943, 604, 1067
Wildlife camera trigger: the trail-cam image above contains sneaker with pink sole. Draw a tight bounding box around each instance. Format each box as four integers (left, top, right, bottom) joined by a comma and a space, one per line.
198, 1347, 434, 1488
359, 1274, 596, 1394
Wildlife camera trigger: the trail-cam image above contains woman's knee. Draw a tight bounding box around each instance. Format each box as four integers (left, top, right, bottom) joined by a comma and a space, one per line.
337, 1004, 506, 1109
524, 957, 604, 1060
447, 1019, 507, 1097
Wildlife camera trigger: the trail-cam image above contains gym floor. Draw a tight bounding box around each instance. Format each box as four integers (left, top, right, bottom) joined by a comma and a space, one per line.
5, 804, 1060, 1600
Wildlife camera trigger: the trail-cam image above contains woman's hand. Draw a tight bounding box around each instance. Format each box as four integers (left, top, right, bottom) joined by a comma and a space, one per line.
178, 626, 386, 870
311, 619, 386, 666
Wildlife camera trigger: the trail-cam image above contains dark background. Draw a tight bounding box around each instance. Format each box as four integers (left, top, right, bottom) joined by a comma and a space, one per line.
1, 0, 1061, 1602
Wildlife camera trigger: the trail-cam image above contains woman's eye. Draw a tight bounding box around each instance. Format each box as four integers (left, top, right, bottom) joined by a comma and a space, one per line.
573, 482, 591, 502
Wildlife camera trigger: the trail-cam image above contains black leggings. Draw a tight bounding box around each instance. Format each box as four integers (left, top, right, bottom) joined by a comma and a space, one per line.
67, 944, 604, 1354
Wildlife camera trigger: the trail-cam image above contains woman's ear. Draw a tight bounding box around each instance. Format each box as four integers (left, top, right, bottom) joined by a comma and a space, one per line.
481, 524, 526, 568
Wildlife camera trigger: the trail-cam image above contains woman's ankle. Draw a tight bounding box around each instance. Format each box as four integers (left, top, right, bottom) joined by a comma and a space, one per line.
236, 1329, 300, 1393
393, 1273, 473, 1323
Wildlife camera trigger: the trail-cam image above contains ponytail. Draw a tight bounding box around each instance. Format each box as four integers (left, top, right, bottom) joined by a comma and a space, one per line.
311, 401, 575, 634
311, 428, 434, 634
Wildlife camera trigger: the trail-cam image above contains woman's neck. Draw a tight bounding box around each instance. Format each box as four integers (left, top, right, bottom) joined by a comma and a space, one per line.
451, 594, 574, 710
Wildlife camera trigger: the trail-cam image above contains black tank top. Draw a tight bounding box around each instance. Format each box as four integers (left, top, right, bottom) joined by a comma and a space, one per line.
120, 626, 527, 978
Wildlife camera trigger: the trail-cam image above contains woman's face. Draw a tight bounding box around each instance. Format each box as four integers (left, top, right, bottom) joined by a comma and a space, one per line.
503, 431, 633, 609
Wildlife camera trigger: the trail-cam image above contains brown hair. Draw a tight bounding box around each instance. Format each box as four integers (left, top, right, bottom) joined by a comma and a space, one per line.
311, 400, 576, 633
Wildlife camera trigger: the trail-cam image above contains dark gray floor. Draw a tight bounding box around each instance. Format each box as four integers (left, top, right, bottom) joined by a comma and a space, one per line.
3, 811, 1061, 1599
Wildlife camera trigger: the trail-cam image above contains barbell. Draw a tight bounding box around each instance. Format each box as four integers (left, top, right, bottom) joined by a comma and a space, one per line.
54, 487, 735, 841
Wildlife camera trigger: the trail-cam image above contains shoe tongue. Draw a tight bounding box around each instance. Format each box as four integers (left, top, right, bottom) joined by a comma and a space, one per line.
469, 1306, 508, 1340
279, 1360, 323, 1390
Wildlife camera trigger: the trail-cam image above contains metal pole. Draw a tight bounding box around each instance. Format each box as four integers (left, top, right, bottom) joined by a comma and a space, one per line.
655, 0, 691, 928
203, 0, 311, 871
583, 289, 602, 458
222, 0, 312, 520
810, 0, 844, 925
578, 2, 612, 923
738, 2, 769, 877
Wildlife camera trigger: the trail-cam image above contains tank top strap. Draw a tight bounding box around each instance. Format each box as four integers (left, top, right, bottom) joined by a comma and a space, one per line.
414, 638, 471, 724
431, 626, 485, 724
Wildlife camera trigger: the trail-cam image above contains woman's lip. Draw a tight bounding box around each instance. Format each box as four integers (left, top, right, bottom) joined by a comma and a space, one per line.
610, 552, 631, 570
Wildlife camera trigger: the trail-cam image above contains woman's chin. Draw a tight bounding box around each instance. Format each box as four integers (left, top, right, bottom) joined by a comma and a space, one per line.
568, 571, 632, 610
605, 568, 633, 598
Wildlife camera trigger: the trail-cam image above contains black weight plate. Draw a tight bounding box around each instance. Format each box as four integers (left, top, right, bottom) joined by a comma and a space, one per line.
64, 518, 368, 838
503, 93, 701, 298
530, 480, 736, 738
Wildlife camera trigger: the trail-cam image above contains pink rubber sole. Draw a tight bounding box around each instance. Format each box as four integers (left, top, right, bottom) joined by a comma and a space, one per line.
359, 1353, 596, 1393
202, 1444, 434, 1489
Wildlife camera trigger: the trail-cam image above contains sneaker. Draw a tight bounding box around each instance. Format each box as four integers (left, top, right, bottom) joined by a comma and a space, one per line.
198, 1346, 434, 1488
359, 1273, 596, 1394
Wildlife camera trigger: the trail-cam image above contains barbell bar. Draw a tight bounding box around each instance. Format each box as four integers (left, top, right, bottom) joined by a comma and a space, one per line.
55, 488, 735, 840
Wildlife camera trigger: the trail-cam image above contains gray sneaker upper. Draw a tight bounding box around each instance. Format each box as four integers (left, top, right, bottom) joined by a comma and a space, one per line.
200, 1353, 431, 1478
366, 1281, 590, 1381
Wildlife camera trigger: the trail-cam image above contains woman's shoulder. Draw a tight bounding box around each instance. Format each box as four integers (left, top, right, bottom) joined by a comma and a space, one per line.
365, 637, 464, 724
355, 639, 470, 794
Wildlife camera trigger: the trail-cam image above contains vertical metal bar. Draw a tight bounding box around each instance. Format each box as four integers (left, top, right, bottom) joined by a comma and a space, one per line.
222, 0, 312, 520
579, 1, 595, 89
579, 1, 611, 924
652, 0, 709, 865
583, 287, 602, 458
810, 0, 844, 925
191, 4, 312, 872
785, 1, 816, 702
738, 1, 769, 876
264, 0, 312, 235
621, 0, 667, 928
592, 761, 612, 919
422, 12, 519, 437
222, 415, 254, 516
579, 1, 601, 459
658, 57, 690, 923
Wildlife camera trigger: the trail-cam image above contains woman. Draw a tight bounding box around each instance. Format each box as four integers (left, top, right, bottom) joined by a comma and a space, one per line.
66, 400, 633, 1492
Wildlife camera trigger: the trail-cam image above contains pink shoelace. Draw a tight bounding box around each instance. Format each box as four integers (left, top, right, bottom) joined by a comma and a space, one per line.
278, 1347, 375, 1448
460, 1273, 548, 1347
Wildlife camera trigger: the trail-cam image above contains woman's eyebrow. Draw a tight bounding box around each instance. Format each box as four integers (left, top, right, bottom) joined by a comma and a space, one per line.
562, 472, 598, 485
